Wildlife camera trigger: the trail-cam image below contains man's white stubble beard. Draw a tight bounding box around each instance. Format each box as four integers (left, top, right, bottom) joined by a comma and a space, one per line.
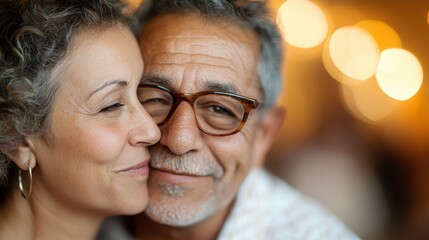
145, 148, 226, 226
145, 183, 221, 226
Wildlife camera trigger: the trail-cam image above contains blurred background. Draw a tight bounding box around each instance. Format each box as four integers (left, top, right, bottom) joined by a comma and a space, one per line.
266, 0, 429, 240
129, 0, 429, 239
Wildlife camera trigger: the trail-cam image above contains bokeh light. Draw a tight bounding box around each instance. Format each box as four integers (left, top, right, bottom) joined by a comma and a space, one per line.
341, 77, 398, 123
328, 26, 380, 81
322, 37, 365, 86
376, 48, 423, 101
277, 0, 328, 48
356, 20, 402, 50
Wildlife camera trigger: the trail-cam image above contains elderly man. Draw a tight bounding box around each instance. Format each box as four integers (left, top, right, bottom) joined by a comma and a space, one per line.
98, 0, 360, 239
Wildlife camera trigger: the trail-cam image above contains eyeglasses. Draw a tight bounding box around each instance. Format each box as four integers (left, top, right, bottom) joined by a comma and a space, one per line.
137, 84, 261, 136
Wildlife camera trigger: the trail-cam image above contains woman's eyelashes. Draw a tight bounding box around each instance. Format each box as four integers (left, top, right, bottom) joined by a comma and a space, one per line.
100, 102, 125, 113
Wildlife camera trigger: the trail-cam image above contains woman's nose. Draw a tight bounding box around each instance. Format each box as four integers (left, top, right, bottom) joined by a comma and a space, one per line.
129, 104, 161, 147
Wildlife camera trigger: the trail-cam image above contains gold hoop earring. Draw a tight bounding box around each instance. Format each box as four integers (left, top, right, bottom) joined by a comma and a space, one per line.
18, 164, 33, 200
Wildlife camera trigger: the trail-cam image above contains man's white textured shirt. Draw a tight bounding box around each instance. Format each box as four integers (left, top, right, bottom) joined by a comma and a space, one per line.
217, 168, 360, 240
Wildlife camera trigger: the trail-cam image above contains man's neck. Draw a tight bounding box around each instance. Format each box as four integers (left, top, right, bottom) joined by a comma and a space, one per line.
133, 202, 234, 240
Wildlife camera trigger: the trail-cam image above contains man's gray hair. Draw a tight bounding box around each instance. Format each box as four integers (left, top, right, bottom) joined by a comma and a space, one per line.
136, 0, 284, 109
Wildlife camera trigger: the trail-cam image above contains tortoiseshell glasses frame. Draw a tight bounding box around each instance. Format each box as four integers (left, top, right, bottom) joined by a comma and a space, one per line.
137, 84, 261, 136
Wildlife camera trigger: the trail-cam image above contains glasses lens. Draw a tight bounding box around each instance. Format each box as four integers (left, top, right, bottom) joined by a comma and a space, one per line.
137, 86, 172, 124
194, 94, 245, 135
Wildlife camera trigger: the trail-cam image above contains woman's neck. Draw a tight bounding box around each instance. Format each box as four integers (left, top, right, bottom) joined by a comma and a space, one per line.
0, 189, 104, 240
0, 189, 33, 239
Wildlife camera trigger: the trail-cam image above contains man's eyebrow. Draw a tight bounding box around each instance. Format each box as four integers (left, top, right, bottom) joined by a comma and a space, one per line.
86, 80, 127, 100
141, 76, 239, 94
202, 82, 238, 94
141, 76, 171, 85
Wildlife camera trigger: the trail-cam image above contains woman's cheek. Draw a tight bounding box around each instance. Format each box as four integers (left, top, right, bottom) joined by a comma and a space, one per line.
66, 123, 126, 164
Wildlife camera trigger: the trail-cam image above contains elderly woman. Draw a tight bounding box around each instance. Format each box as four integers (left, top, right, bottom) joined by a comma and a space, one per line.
0, 0, 160, 239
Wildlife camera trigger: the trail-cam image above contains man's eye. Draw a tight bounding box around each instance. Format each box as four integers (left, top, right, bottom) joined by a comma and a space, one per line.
209, 105, 235, 117
100, 103, 124, 112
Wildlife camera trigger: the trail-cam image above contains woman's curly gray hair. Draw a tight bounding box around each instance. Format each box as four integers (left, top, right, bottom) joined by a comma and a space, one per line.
136, 0, 284, 109
0, 0, 133, 185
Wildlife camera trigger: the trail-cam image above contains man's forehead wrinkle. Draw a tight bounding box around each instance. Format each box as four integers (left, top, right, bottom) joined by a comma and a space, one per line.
147, 34, 243, 45
177, 37, 239, 59
144, 28, 255, 74
145, 45, 241, 80
154, 34, 245, 60
141, 16, 261, 96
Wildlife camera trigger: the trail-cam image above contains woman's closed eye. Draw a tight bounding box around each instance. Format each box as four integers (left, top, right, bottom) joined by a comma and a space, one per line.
100, 102, 125, 113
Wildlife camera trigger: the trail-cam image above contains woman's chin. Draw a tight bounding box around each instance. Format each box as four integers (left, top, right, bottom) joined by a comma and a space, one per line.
116, 191, 148, 216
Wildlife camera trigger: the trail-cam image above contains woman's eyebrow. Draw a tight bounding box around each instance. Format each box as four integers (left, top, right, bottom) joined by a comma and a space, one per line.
86, 80, 128, 100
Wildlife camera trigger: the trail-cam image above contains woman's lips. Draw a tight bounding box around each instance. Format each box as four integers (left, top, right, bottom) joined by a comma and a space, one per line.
118, 160, 150, 176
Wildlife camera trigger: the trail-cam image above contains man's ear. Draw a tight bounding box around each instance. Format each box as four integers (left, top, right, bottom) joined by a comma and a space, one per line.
5, 137, 37, 170
252, 105, 286, 167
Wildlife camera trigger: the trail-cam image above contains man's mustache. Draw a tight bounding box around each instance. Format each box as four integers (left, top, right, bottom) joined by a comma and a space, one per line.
149, 146, 224, 179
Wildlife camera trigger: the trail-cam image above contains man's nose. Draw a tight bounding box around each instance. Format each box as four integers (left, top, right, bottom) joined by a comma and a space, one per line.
159, 102, 204, 155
